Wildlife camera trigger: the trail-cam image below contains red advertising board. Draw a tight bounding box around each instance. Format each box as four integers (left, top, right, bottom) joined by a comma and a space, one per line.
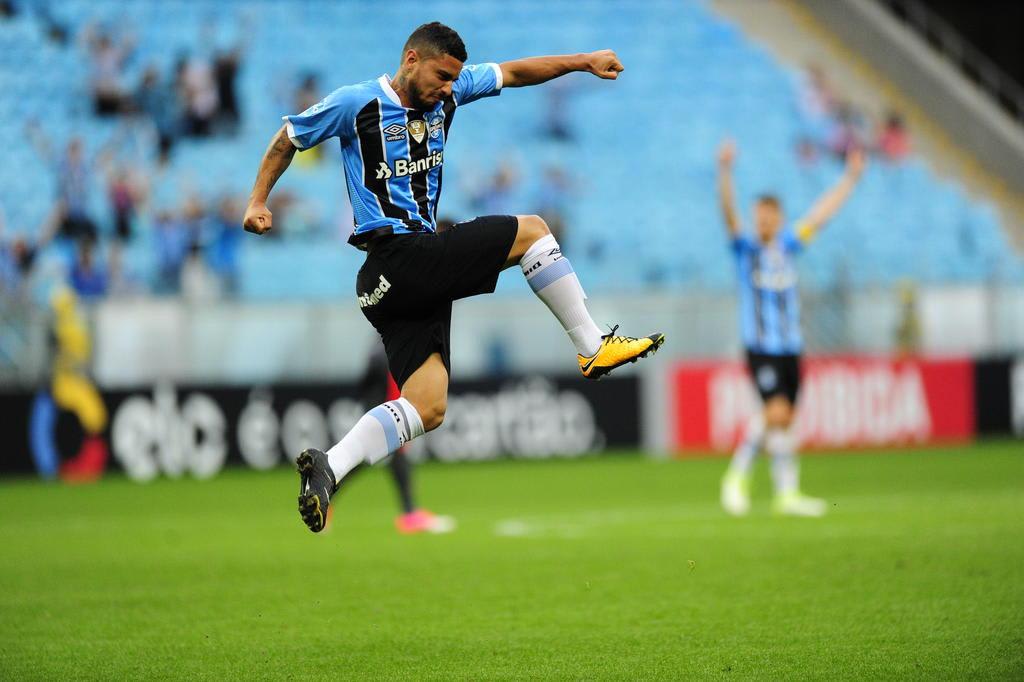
671, 356, 974, 452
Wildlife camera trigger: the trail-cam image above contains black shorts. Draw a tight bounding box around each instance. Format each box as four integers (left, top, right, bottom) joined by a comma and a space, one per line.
746, 351, 802, 404
356, 215, 519, 388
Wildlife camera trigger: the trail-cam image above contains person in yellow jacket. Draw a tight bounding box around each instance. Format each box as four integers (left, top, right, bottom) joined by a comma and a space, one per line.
49, 287, 108, 481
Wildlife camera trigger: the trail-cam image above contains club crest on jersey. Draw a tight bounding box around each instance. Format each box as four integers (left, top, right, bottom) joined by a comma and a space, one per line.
427, 114, 443, 139
383, 123, 407, 142
407, 119, 427, 144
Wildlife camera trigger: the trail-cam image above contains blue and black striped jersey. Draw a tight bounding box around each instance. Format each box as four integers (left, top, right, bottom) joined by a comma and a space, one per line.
732, 228, 804, 355
283, 63, 502, 248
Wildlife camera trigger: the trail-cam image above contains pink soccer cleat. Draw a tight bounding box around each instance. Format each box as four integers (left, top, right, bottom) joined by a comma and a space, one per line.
395, 509, 456, 534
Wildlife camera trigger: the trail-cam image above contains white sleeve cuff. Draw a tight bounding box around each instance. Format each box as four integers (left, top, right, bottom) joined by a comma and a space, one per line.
488, 62, 503, 91
281, 117, 304, 149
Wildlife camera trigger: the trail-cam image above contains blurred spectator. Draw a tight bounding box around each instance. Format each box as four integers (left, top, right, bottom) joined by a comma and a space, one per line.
105, 242, 142, 297
267, 189, 321, 237
153, 210, 190, 294
894, 281, 921, 357
83, 26, 134, 117
469, 161, 520, 215
27, 129, 101, 241
292, 73, 324, 166
180, 242, 221, 302
179, 54, 219, 137
542, 79, 575, 141
38, 6, 69, 45
795, 64, 835, 151
0, 208, 58, 296
207, 196, 242, 294
295, 72, 321, 113
798, 63, 837, 122
135, 66, 180, 164
181, 195, 207, 247
105, 164, 141, 242
213, 45, 243, 135
826, 101, 868, 160
795, 138, 820, 167
45, 287, 109, 482
876, 111, 911, 161
0, 241, 21, 294
0, 213, 27, 294
533, 165, 575, 243
0, 0, 15, 19
69, 237, 108, 300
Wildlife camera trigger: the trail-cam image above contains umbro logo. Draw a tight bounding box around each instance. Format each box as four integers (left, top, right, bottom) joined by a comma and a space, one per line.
383, 123, 406, 142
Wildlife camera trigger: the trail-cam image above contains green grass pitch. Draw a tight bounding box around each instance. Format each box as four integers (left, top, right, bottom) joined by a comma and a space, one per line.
1, 441, 1022, 680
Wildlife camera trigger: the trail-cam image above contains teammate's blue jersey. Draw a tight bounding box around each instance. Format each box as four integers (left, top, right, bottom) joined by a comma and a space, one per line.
283, 63, 502, 248
731, 228, 805, 355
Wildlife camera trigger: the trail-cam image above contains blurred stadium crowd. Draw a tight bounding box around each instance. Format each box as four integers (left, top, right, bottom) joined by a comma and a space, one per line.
0, 0, 1021, 308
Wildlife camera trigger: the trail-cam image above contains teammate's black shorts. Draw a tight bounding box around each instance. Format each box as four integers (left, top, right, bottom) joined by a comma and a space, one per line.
746, 350, 802, 404
356, 215, 519, 388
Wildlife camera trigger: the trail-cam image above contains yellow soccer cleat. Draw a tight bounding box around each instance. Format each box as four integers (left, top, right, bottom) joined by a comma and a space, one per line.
578, 325, 665, 379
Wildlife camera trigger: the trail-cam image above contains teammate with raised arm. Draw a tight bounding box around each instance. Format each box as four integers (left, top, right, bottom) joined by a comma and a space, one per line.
242, 23, 664, 532
717, 140, 864, 517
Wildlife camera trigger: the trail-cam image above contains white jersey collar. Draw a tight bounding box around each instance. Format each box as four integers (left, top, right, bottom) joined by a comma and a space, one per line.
378, 74, 405, 108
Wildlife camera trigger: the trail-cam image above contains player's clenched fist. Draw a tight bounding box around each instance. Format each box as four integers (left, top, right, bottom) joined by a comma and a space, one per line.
586, 49, 624, 79
242, 201, 273, 235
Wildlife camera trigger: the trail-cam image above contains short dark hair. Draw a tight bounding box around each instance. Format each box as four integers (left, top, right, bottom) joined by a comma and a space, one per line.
755, 194, 782, 209
403, 22, 467, 62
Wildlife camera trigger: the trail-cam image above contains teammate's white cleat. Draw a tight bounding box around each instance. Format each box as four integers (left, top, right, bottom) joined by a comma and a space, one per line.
720, 472, 751, 516
772, 491, 827, 517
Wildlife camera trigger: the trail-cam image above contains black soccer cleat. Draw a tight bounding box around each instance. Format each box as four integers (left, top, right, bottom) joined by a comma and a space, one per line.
296, 448, 337, 533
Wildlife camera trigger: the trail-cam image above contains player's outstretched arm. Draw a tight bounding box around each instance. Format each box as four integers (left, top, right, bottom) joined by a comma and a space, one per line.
717, 140, 742, 238
242, 125, 297, 235
796, 147, 866, 242
499, 50, 623, 87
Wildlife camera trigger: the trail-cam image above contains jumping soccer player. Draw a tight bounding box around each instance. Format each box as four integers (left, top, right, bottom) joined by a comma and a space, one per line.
717, 139, 864, 517
242, 22, 664, 532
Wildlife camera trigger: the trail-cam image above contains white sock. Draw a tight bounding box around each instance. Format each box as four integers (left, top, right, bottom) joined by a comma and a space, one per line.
728, 413, 765, 477
520, 234, 603, 357
765, 426, 799, 495
326, 397, 424, 483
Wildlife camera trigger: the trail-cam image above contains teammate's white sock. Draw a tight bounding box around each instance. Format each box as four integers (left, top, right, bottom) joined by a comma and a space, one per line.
728, 413, 765, 477
520, 234, 603, 356
765, 426, 799, 495
326, 397, 425, 483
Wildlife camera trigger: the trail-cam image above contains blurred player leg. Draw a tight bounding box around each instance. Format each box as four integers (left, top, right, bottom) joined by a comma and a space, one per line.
391, 450, 455, 534
389, 450, 415, 515
763, 397, 826, 517
721, 413, 764, 515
